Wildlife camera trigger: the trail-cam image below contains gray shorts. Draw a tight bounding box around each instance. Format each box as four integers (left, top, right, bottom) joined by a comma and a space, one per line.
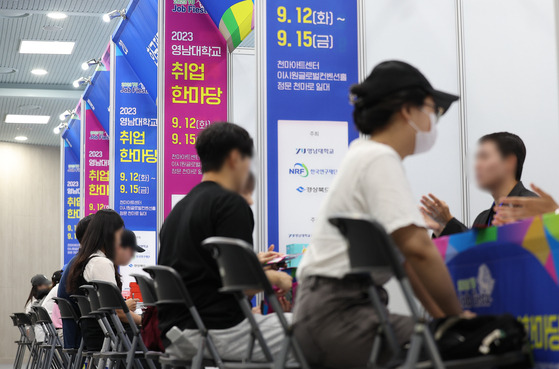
293, 276, 413, 368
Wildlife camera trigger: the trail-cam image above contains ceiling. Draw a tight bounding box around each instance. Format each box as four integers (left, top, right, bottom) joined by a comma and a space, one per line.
0, 0, 129, 146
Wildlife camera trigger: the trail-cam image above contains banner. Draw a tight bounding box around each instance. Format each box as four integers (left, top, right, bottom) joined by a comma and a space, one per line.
113, 0, 158, 102
199, 0, 254, 52
83, 102, 110, 216
265, 0, 359, 252
113, 46, 158, 292
62, 120, 81, 266
84, 69, 111, 136
161, 0, 227, 217
434, 214, 559, 367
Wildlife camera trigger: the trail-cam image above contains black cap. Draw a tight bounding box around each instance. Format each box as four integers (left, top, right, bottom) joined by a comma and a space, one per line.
121, 229, 145, 253
356, 60, 459, 115
31, 274, 50, 287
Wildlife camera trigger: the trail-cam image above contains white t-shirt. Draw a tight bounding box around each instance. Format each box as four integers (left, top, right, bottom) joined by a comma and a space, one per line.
84, 250, 118, 285
297, 139, 426, 284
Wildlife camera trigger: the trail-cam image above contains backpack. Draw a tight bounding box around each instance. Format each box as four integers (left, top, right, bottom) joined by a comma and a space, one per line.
431, 314, 529, 361
141, 306, 164, 352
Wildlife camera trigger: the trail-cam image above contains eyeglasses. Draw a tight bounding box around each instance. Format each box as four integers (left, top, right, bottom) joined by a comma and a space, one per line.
422, 103, 443, 122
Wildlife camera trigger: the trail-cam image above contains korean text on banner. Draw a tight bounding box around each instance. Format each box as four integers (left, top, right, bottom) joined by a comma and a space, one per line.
266, 0, 359, 253
163, 0, 227, 216
114, 46, 158, 292
62, 134, 81, 265
84, 103, 109, 216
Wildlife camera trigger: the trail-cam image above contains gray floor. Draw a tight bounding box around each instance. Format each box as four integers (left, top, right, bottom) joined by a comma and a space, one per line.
0, 364, 12, 369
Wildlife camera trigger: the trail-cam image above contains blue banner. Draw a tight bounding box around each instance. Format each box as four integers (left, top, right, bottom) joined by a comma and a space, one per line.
113, 46, 158, 291
112, 0, 158, 102
63, 117, 81, 160
83, 69, 111, 133
62, 140, 81, 266
266, 0, 359, 252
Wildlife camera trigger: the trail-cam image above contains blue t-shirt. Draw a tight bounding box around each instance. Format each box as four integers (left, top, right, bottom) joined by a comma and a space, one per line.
58, 256, 81, 348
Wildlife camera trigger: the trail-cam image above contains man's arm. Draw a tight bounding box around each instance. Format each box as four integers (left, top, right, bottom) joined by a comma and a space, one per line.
420, 194, 468, 237
405, 262, 445, 318
392, 225, 462, 316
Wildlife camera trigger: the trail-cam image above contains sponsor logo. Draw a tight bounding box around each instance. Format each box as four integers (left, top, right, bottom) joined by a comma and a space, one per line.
456, 263, 495, 308
289, 163, 309, 177
120, 82, 149, 95
296, 186, 305, 193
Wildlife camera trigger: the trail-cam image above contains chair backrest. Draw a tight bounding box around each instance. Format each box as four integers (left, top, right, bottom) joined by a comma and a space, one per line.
14, 313, 32, 326
131, 274, 157, 305
202, 237, 272, 295
33, 305, 53, 324
329, 215, 406, 280
71, 295, 93, 316
90, 280, 128, 312
143, 265, 195, 307
80, 285, 103, 312
53, 297, 79, 321
29, 311, 38, 325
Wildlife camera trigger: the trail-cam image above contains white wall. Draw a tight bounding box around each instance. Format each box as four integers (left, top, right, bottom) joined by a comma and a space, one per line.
463, 0, 559, 218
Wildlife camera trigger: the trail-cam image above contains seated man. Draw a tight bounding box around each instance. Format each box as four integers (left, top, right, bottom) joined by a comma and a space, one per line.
421, 132, 536, 236
158, 122, 292, 362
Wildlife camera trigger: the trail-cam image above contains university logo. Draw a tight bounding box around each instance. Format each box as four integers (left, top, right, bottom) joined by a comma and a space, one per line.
456, 263, 495, 309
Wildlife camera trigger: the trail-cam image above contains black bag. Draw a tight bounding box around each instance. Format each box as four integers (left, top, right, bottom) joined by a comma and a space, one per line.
431, 314, 528, 360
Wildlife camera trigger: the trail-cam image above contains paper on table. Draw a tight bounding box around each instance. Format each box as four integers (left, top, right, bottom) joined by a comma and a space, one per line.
266, 254, 304, 265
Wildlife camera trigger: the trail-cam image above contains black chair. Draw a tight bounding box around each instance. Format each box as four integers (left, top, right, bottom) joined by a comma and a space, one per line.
202, 237, 310, 369
329, 214, 530, 369
91, 280, 157, 369
143, 265, 223, 369
26, 311, 42, 369
33, 305, 69, 369
53, 297, 85, 369
71, 294, 101, 368
11, 314, 31, 369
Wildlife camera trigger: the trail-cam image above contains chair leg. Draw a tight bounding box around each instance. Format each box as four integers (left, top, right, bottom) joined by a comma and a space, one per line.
192, 336, 206, 369
272, 337, 290, 369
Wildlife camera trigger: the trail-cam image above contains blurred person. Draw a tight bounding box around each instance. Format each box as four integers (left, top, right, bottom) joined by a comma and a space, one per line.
25, 274, 51, 313
241, 171, 255, 206
158, 122, 293, 362
493, 183, 559, 225
66, 209, 126, 351
421, 132, 536, 236
294, 61, 465, 368
39, 270, 64, 341
58, 214, 95, 348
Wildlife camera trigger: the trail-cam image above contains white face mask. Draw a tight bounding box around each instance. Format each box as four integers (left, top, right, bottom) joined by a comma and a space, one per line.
408, 111, 438, 154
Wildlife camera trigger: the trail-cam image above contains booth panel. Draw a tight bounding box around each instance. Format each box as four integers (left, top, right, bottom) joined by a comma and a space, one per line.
463, 0, 559, 219
231, 50, 257, 142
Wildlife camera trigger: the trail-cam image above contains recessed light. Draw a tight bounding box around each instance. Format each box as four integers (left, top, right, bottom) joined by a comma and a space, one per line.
19, 40, 75, 55
42, 25, 63, 32
0, 67, 17, 74
5, 114, 50, 124
0, 12, 30, 19
47, 12, 67, 20
18, 104, 41, 111
31, 68, 48, 76
14, 136, 28, 141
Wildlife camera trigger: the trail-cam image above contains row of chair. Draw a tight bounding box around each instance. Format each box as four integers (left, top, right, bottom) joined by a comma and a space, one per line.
11, 215, 531, 369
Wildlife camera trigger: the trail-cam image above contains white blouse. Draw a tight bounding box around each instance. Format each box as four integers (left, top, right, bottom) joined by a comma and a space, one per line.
83, 250, 118, 286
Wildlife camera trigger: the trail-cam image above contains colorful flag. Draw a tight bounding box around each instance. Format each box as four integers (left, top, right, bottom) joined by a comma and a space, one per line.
199, 0, 254, 52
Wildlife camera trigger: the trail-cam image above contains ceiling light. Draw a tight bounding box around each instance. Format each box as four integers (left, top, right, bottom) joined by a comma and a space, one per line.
0, 11, 30, 19
31, 68, 48, 75
72, 77, 91, 88
47, 12, 67, 20
14, 136, 28, 141
81, 58, 100, 71
42, 25, 63, 32
103, 9, 126, 23
54, 123, 68, 134
59, 110, 73, 121
19, 40, 75, 55
5, 114, 50, 124
18, 104, 41, 111
0, 67, 17, 74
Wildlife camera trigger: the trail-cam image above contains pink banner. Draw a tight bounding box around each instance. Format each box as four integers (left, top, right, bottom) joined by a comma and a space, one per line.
101, 43, 111, 71
163, 1, 227, 216
84, 103, 109, 216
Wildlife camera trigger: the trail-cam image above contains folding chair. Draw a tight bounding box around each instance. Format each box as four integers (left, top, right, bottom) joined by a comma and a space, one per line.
71, 294, 101, 368
329, 214, 530, 369
143, 265, 224, 369
27, 311, 42, 369
14, 313, 34, 368
202, 237, 310, 369
53, 297, 85, 369
11, 314, 30, 369
90, 280, 157, 369
33, 305, 69, 369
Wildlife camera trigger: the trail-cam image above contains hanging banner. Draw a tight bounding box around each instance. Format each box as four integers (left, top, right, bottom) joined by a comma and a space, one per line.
113, 0, 158, 102
101, 43, 111, 71
199, 0, 254, 52
265, 0, 359, 253
113, 46, 158, 292
83, 102, 110, 216
161, 0, 227, 217
83, 69, 111, 134
62, 120, 81, 266
434, 215, 559, 367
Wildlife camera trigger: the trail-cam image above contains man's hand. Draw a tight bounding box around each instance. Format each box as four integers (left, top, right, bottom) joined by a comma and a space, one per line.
420, 194, 453, 235
265, 270, 292, 296
125, 298, 139, 312
493, 183, 559, 225
278, 296, 292, 312
257, 245, 283, 265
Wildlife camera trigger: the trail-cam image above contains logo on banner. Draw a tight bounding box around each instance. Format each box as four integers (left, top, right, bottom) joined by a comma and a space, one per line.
172, 0, 207, 14
89, 131, 109, 140
68, 164, 80, 173
296, 186, 305, 193
120, 82, 149, 95
289, 163, 309, 177
457, 263, 495, 309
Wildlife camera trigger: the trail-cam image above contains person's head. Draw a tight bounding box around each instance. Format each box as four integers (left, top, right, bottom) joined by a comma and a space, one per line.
115, 229, 144, 266
75, 214, 95, 244
351, 61, 458, 156
196, 122, 254, 193
475, 132, 527, 191
51, 270, 63, 287
67, 209, 125, 293
26, 274, 51, 306
241, 172, 255, 206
